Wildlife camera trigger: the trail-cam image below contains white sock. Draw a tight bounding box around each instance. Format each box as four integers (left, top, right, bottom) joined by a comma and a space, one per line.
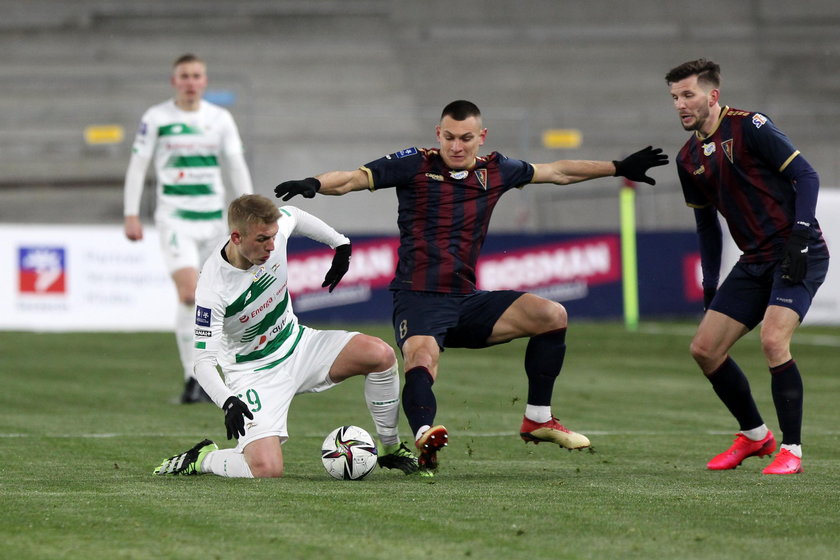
365, 362, 400, 446
525, 405, 551, 423
201, 449, 254, 478
781, 444, 802, 458
414, 425, 431, 442
740, 424, 769, 441
175, 302, 195, 381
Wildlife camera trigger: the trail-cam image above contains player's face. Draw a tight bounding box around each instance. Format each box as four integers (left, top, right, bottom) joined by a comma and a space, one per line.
235, 221, 279, 267
436, 115, 487, 170
171, 61, 208, 108
670, 75, 718, 135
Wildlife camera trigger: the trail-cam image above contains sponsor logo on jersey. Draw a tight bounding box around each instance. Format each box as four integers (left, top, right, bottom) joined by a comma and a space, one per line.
239, 314, 249, 323
425, 173, 444, 181
722, 139, 734, 163
194, 328, 212, 338
196, 306, 212, 327
394, 147, 418, 158
752, 113, 767, 128
449, 170, 469, 180
702, 142, 716, 156
18, 247, 66, 295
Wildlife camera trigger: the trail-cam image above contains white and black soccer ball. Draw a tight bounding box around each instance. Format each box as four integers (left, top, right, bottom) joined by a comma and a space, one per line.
321, 425, 378, 480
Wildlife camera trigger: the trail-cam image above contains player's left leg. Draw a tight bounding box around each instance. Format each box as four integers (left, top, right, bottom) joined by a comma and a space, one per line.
760, 253, 827, 474
760, 305, 804, 474
328, 333, 419, 474
485, 292, 590, 449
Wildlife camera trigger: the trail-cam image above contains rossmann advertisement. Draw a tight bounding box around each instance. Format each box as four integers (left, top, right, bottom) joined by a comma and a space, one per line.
1, 221, 837, 331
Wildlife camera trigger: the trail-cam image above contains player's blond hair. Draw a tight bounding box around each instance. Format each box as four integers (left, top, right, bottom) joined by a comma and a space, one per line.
228, 195, 281, 236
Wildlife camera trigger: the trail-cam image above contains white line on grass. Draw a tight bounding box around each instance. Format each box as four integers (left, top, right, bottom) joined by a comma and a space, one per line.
3, 430, 840, 438
639, 322, 840, 347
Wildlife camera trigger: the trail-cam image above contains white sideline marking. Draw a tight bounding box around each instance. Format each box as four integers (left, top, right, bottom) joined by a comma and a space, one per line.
639, 323, 840, 347
3, 430, 840, 438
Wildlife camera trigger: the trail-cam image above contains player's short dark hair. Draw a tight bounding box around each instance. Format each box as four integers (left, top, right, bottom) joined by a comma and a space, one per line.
173, 53, 204, 68
441, 100, 481, 121
665, 58, 721, 88
228, 194, 280, 235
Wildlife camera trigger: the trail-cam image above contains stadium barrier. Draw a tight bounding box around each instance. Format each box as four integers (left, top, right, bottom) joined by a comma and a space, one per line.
2, 190, 838, 331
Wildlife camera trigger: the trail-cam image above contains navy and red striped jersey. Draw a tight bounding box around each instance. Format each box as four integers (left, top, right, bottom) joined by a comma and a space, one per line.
361, 147, 535, 294
676, 106, 825, 263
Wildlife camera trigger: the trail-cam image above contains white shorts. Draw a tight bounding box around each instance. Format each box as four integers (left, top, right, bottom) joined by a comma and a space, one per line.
156, 217, 227, 274
225, 326, 359, 452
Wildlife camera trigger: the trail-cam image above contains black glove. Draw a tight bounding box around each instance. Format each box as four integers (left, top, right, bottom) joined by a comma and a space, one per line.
780, 227, 810, 284
613, 146, 669, 185
223, 396, 254, 440
274, 177, 321, 201
703, 286, 717, 312
322, 243, 351, 292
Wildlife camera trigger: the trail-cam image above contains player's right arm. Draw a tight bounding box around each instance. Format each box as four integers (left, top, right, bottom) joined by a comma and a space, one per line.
274, 169, 370, 200
123, 152, 151, 241
123, 109, 157, 241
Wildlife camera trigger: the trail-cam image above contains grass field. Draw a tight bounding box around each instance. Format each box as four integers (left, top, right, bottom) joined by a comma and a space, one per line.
1, 321, 839, 559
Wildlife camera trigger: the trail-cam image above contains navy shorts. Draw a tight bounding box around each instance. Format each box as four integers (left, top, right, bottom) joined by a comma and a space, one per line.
392, 290, 525, 350
709, 254, 829, 330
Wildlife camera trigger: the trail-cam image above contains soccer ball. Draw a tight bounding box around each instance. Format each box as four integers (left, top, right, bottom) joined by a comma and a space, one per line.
321, 425, 378, 480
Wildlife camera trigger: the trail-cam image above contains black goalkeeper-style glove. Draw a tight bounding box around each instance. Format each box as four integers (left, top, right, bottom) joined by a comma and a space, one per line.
274, 177, 321, 201
322, 243, 351, 292
613, 146, 669, 185
223, 396, 254, 440
780, 226, 810, 284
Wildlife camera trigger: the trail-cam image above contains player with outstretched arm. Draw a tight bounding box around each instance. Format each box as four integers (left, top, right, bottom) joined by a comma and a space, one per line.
154, 194, 417, 478
274, 100, 668, 476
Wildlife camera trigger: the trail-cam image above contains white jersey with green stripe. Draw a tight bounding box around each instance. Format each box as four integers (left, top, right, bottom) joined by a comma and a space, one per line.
132, 99, 245, 221
193, 206, 350, 381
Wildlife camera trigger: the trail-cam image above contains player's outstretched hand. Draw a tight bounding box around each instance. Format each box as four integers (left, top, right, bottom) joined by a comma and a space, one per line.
223, 396, 254, 440
781, 227, 810, 284
322, 243, 351, 292
274, 177, 321, 201
613, 146, 669, 185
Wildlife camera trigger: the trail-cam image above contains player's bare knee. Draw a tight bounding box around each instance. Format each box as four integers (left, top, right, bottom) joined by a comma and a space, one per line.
690, 338, 719, 371
759, 331, 789, 364
248, 458, 284, 478
528, 298, 567, 333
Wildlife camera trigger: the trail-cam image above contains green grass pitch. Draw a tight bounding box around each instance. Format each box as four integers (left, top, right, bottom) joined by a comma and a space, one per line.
1, 321, 839, 559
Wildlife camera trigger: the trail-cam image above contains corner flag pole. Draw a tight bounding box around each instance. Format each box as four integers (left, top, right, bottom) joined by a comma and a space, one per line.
620, 180, 639, 331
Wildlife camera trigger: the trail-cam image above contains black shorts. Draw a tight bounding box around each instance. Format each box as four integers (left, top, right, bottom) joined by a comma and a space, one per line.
391, 290, 525, 350
709, 253, 829, 329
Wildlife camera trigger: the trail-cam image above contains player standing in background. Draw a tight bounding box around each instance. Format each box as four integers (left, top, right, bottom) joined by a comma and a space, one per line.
667, 58, 829, 474
154, 194, 417, 478
123, 54, 254, 403
274, 100, 668, 476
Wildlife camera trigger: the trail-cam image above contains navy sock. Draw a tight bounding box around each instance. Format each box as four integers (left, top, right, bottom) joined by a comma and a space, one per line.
525, 328, 566, 406
402, 366, 436, 436
707, 357, 763, 431
770, 359, 803, 445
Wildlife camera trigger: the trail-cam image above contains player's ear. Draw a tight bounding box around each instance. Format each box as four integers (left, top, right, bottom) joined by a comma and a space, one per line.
709, 88, 720, 106
230, 230, 242, 245
479, 128, 488, 145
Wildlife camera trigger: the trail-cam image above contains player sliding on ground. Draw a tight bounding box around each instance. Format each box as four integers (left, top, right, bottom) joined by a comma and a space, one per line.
154, 194, 417, 478
274, 100, 668, 477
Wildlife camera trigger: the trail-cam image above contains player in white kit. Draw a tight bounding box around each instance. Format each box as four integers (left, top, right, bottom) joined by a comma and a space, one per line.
154, 194, 418, 477
123, 54, 254, 403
